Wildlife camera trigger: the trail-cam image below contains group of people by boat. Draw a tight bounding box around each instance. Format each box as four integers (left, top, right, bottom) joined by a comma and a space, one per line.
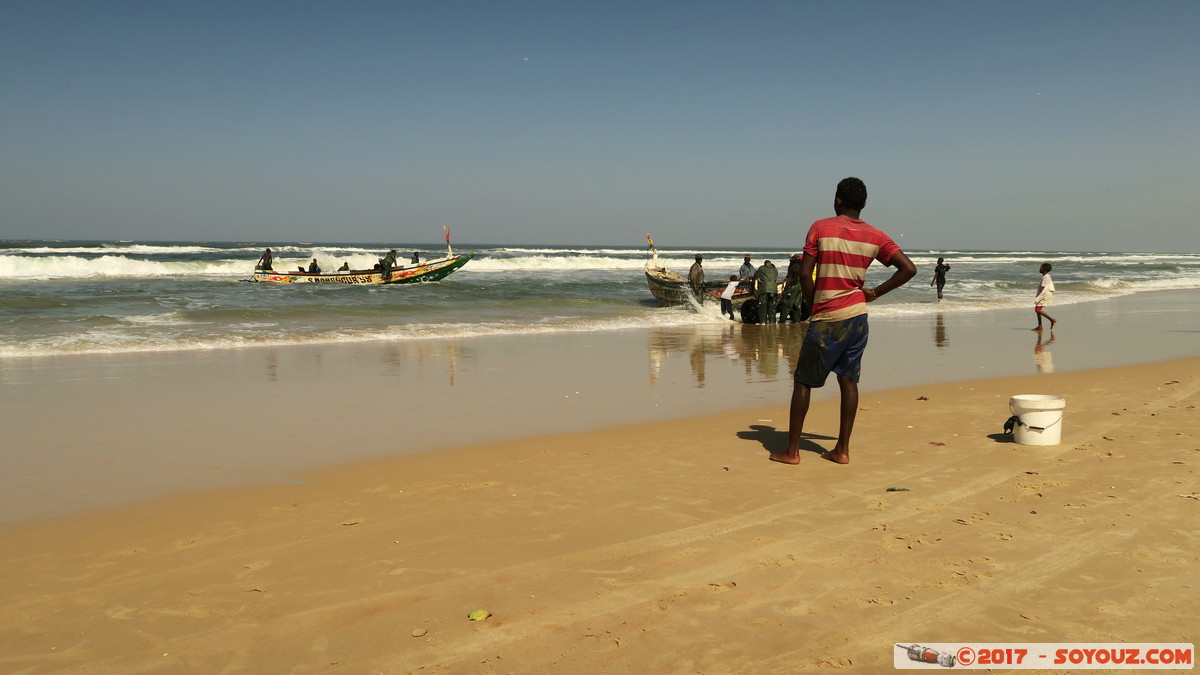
689, 253, 810, 324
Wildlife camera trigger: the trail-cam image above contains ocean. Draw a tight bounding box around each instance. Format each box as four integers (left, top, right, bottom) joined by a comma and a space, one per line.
2, 240, 1199, 359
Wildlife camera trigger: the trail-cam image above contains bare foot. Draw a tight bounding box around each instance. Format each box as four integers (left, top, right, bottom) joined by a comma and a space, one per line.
1050, 319, 1057, 328
821, 450, 849, 464
769, 452, 801, 465
1032, 326, 1043, 331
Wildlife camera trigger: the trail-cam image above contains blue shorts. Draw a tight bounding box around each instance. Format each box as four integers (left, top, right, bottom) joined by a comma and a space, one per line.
794, 314, 869, 387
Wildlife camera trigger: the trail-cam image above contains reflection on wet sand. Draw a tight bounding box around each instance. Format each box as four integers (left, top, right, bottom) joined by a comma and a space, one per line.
265, 350, 278, 382
934, 313, 948, 348
379, 341, 477, 384
1034, 331, 1056, 373
647, 323, 807, 388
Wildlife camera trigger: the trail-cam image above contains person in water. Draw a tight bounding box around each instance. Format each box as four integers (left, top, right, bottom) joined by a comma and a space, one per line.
931, 257, 950, 300
256, 248, 273, 271
738, 256, 756, 280
719, 274, 739, 320
752, 260, 778, 324
778, 255, 807, 323
689, 254, 705, 300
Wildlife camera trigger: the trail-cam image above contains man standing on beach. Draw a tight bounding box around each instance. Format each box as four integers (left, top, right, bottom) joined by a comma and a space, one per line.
689, 254, 705, 300
770, 177, 916, 466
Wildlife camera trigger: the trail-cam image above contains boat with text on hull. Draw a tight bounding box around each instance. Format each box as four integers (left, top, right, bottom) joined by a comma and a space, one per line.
250, 252, 472, 285
250, 228, 472, 285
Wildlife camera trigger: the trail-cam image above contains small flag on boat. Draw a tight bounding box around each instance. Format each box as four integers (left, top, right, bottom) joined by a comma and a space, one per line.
444, 225, 451, 243
646, 233, 655, 248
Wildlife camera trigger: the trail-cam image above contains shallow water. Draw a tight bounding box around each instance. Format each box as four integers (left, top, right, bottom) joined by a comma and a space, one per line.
3, 240, 1198, 358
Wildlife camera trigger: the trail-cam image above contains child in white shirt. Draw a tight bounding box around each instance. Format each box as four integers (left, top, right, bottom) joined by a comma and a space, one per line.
1033, 263, 1057, 330
720, 275, 739, 320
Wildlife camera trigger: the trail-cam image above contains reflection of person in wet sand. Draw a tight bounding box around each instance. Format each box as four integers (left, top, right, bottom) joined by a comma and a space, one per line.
770, 177, 916, 466
933, 312, 947, 348
1034, 331, 1056, 373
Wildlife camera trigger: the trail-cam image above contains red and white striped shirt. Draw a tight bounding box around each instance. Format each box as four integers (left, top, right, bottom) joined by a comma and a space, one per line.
803, 215, 900, 322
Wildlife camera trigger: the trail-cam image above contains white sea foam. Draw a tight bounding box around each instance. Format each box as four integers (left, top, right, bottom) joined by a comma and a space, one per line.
0, 255, 250, 279
121, 313, 191, 326
12, 244, 224, 255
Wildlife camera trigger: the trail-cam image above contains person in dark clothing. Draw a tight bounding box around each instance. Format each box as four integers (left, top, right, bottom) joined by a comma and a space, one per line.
778, 255, 807, 322
688, 254, 705, 300
379, 249, 398, 277
752, 260, 778, 324
931, 257, 950, 300
308, 259, 321, 274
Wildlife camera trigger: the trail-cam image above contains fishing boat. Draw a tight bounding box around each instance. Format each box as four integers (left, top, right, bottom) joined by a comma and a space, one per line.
644, 235, 756, 306
250, 252, 473, 285
250, 227, 473, 285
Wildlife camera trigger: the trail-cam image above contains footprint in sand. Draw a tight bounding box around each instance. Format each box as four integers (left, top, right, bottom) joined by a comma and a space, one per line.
237, 559, 272, 579
886, 534, 941, 549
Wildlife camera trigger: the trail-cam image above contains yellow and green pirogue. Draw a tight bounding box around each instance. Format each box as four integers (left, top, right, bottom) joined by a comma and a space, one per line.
249, 252, 473, 285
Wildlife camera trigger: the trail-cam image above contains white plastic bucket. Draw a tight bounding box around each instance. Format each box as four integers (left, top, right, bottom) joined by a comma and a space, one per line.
1009, 395, 1066, 446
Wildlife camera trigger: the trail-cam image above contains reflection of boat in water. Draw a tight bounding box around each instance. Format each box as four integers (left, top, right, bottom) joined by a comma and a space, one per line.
250, 252, 473, 285
644, 235, 756, 307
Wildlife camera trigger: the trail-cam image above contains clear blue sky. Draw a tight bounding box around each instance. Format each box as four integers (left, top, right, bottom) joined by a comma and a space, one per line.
3, 1, 1197, 251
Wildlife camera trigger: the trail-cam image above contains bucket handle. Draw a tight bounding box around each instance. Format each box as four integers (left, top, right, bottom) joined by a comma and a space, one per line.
1012, 414, 1061, 432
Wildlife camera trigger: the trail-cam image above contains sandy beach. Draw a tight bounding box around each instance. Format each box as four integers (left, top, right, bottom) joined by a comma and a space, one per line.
2, 294, 1198, 673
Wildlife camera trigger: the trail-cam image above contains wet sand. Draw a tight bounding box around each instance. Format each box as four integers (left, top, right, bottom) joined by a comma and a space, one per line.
2, 289, 1197, 526
0, 291, 1198, 672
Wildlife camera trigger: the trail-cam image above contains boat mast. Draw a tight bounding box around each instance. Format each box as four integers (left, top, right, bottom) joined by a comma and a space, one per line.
646, 233, 660, 267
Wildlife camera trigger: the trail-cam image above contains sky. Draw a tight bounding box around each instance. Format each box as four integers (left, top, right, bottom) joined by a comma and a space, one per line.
2, 1, 1198, 252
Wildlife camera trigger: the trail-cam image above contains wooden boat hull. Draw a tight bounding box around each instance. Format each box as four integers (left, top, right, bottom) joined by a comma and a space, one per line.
644, 265, 756, 306
250, 253, 473, 285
